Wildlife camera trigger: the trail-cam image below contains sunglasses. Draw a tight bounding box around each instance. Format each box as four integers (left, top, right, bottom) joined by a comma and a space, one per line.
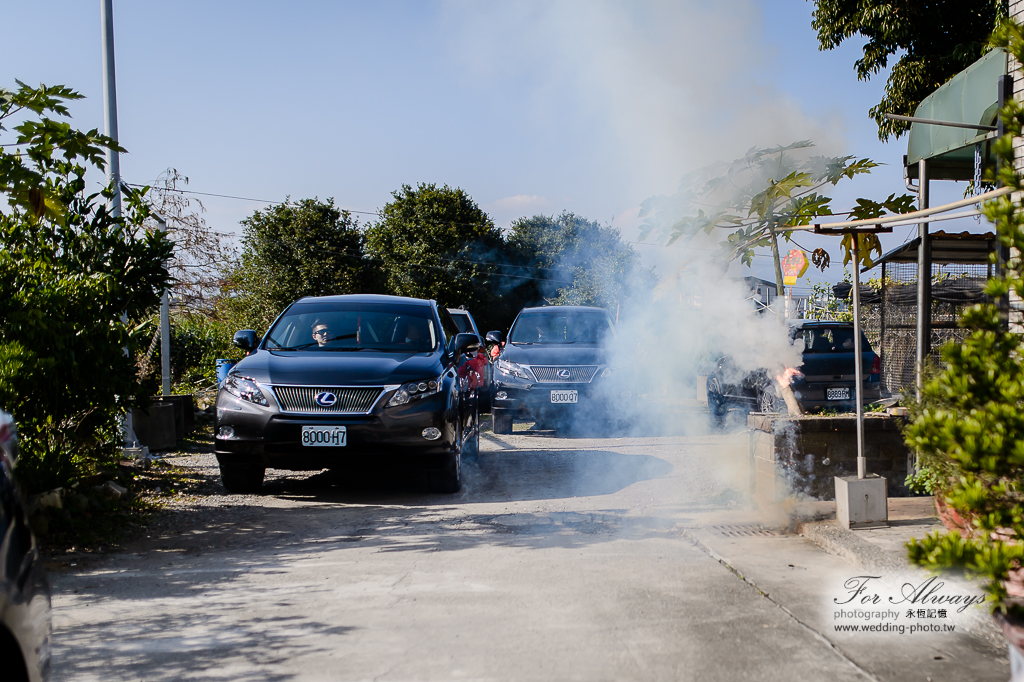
313, 328, 330, 336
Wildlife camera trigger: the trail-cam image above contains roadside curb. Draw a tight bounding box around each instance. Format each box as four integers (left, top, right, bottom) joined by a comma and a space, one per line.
795, 519, 909, 576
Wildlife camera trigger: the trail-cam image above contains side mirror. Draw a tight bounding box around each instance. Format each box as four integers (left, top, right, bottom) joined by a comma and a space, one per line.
233, 330, 261, 353
485, 330, 503, 344
452, 332, 482, 359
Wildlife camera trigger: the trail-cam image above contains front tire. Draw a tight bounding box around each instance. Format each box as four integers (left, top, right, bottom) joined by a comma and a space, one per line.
707, 376, 728, 426
426, 434, 462, 494
492, 408, 513, 435
220, 462, 265, 493
463, 406, 480, 462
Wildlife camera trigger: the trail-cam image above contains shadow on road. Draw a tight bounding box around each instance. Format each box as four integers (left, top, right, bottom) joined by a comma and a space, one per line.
54, 608, 357, 682
263, 447, 673, 504
49, 442, 702, 680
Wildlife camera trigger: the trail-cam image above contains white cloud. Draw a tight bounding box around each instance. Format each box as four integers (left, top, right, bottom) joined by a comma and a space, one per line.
487, 194, 550, 212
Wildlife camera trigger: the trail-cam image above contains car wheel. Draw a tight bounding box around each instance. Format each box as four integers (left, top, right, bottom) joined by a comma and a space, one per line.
463, 407, 480, 462
707, 376, 728, 425
492, 408, 513, 435
426, 432, 462, 493
757, 383, 781, 413
219, 462, 266, 493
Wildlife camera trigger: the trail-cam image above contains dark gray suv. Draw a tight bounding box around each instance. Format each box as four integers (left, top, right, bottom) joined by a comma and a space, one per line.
488, 306, 615, 433
216, 295, 481, 493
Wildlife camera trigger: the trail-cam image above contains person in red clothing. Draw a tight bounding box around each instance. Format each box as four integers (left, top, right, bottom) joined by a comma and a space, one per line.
457, 345, 489, 390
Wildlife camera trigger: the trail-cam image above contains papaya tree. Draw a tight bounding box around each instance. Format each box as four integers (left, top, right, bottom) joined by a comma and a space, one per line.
637, 141, 915, 294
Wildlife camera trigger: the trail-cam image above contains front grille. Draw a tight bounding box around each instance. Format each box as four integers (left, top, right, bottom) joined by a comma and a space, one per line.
529, 366, 599, 383
272, 386, 383, 413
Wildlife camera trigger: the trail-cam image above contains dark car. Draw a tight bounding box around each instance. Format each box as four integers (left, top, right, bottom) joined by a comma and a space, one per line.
488, 306, 615, 434
215, 295, 482, 493
448, 307, 493, 411
704, 320, 881, 417
0, 412, 51, 682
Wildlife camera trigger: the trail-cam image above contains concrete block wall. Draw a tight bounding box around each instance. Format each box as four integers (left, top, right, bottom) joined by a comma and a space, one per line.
748, 413, 911, 505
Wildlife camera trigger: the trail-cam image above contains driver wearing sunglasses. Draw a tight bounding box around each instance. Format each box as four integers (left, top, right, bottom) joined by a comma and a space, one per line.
312, 323, 332, 347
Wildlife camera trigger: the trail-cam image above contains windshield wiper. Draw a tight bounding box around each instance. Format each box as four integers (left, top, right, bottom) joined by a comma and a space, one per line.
324, 347, 416, 352
269, 342, 318, 351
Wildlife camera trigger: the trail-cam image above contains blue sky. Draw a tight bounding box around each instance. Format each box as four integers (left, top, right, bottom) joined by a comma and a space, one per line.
3, 1, 986, 291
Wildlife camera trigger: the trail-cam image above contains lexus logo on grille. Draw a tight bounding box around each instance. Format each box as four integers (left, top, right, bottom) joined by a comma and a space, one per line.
556, 369, 571, 379
314, 392, 338, 407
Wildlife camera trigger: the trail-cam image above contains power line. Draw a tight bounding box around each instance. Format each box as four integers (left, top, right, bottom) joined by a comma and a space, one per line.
125, 182, 381, 215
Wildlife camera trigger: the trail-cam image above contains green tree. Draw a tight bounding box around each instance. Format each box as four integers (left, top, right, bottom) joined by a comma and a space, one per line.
0, 81, 172, 492
638, 141, 914, 294
507, 212, 652, 313
812, 0, 1007, 140
227, 198, 375, 333
902, 19, 1024, 614
364, 183, 510, 330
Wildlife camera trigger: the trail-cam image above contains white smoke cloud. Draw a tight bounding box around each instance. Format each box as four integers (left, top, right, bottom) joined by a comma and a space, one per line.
444, 0, 846, 201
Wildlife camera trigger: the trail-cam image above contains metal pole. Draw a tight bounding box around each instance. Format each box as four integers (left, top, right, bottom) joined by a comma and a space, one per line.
879, 261, 886, 394
102, 0, 136, 447
101, 0, 121, 217
915, 158, 930, 398
851, 234, 866, 479
156, 216, 171, 396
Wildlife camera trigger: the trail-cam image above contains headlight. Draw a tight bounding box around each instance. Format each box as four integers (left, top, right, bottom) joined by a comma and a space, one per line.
496, 359, 534, 381
223, 374, 268, 407
387, 376, 443, 407
600, 367, 612, 378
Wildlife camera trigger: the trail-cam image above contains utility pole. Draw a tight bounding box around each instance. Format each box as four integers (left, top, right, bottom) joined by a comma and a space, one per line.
101, 0, 121, 218
102, 0, 136, 448
156, 216, 172, 396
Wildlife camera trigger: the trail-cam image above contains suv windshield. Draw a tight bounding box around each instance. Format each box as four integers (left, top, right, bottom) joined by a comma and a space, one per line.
797, 326, 871, 353
508, 310, 614, 345
264, 302, 438, 352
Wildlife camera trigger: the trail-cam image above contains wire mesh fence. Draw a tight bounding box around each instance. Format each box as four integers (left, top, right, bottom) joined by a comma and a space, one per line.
859, 260, 991, 397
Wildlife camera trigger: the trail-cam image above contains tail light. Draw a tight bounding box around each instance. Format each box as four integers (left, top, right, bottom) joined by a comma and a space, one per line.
870, 355, 881, 375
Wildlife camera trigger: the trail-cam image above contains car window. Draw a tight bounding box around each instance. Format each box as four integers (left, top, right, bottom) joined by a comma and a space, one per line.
508, 310, 615, 345
438, 308, 460, 347
449, 311, 474, 334
263, 302, 438, 352
799, 327, 871, 353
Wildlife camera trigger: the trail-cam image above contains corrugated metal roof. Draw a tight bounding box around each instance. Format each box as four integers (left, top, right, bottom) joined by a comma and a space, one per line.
865, 231, 996, 268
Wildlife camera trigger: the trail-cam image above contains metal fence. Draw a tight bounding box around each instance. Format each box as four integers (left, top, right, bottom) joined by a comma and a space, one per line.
859, 261, 991, 397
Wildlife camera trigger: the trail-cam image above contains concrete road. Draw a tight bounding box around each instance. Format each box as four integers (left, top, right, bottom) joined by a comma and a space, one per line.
49, 425, 1007, 681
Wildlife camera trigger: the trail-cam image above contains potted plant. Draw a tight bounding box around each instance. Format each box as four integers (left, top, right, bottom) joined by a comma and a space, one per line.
903, 17, 1024, 656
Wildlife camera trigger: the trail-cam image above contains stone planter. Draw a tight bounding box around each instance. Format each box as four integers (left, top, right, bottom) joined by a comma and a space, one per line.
748, 412, 911, 505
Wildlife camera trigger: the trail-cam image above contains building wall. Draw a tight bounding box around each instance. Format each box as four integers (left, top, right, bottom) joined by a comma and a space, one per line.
1011, 0, 1024, 332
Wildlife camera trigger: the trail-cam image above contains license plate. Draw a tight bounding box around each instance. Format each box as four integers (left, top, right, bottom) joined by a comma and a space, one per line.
826, 387, 851, 401
550, 390, 578, 404
301, 425, 347, 447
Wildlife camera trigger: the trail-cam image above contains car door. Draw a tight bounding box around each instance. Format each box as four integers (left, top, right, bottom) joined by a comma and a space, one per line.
438, 308, 477, 443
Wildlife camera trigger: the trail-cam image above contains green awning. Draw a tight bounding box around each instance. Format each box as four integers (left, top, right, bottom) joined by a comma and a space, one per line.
905, 48, 1006, 181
